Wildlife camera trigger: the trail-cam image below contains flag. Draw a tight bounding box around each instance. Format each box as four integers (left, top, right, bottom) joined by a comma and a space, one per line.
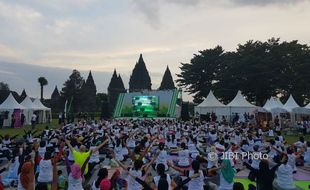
67, 97, 74, 113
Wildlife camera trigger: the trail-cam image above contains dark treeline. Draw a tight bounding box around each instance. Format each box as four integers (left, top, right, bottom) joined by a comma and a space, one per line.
177, 38, 310, 106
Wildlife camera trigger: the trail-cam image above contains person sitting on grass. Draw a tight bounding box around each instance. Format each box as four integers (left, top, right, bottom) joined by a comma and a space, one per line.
273, 155, 299, 190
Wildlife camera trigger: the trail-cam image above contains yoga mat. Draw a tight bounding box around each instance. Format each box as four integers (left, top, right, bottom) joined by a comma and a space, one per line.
233, 178, 256, 190
294, 169, 310, 181
294, 181, 310, 190
234, 178, 310, 190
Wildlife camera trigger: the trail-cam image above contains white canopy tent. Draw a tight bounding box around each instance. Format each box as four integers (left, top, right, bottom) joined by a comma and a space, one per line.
194, 91, 229, 117
283, 95, 310, 114
263, 97, 288, 118
32, 98, 52, 123
0, 93, 25, 127
227, 91, 266, 115
20, 96, 37, 125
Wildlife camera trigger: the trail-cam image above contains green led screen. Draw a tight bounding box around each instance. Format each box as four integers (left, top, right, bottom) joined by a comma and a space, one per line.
132, 96, 159, 117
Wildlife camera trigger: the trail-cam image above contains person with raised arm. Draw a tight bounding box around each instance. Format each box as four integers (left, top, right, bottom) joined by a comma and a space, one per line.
64, 151, 90, 190
65, 137, 109, 175
112, 150, 159, 190
244, 159, 280, 190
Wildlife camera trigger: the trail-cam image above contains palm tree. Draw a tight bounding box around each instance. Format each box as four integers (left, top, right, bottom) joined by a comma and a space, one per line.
38, 77, 48, 100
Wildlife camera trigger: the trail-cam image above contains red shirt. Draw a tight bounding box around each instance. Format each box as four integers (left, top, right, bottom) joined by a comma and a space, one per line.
100, 179, 111, 190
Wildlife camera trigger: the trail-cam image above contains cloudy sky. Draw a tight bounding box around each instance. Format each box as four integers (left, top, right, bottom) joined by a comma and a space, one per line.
0, 0, 310, 100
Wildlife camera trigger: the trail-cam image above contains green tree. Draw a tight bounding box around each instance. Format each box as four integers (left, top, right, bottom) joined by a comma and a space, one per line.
177, 38, 310, 106
60, 70, 85, 113
181, 102, 190, 121
223, 40, 275, 106
96, 93, 108, 112
177, 46, 226, 103
272, 40, 310, 105
0, 82, 10, 103
129, 54, 152, 92
159, 66, 175, 90
0, 82, 9, 91
38, 77, 48, 100
81, 71, 97, 112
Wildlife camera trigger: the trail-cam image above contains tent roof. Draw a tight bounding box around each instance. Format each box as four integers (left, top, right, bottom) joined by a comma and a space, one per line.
0, 93, 25, 110
283, 95, 300, 112
227, 91, 256, 107
33, 98, 51, 110
197, 91, 226, 107
20, 96, 38, 109
263, 97, 286, 112
305, 102, 310, 109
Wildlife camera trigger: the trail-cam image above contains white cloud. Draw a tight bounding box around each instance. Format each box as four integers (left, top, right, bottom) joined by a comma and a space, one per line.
0, 44, 24, 62
0, 1, 42, 24
0, 0, 310, 101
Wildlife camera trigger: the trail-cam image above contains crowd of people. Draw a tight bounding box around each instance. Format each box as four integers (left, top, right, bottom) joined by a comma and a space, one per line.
0, 116, 309, 190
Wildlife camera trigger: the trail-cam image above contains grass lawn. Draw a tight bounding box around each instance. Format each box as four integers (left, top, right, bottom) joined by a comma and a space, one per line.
0, 119, 59, 137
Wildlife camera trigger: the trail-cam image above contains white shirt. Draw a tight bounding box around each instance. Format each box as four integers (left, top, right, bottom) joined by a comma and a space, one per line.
178, 149, 190, 167
91, 180, 100, 190
287, 154, 297, 171
31, 114, 37, 122
127, 169, 142, 190
304, 147, 310, 163
275, 164, 296, 189
89, 146, 100, 163
38, 146, 46, 158
219, 172, 233, 190
7, 157, 19, 179
17, 174, 26, 190
188, 170, 204, 190
127, 139, 136, 148
156, 150, 168, 170
114, 145, 124, 161
68, 174, 84, 190
38, 159, 53, 183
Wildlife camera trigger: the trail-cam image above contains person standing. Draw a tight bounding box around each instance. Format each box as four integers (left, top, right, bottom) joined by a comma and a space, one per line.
11, 114, 15, 128
21, 113, 25, 127
31, 113, 37, 130
58, 113, 62, 124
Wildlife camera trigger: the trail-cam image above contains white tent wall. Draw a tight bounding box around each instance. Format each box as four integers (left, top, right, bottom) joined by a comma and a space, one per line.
22, 109, 33, 125
0, 93, 26, 127
283, 95, 310, 122
194, 90, 268, 121
227, 107, 259, 115
2, 110, 13, 127
194, 107, 229, 116
20, 96, 37, 125
263, 97, 288, 119
32, 98, 52, 124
